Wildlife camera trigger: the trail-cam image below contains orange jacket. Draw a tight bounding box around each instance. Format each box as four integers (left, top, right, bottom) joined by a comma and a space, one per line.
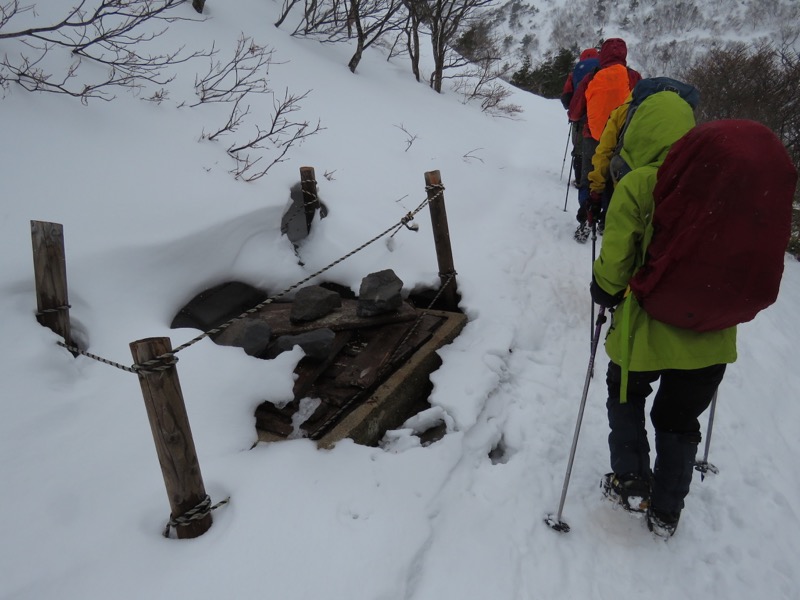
568, 38, 641, 140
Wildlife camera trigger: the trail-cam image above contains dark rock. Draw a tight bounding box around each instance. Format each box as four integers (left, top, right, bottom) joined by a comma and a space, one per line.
357, 269, 403, 317
290, 285, 342, 323
212, 320, 272, 357
171, 281, 268, 331
264, 328, 336, 361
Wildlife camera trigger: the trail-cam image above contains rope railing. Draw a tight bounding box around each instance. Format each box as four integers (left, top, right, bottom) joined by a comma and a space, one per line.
55, 187, 444, 374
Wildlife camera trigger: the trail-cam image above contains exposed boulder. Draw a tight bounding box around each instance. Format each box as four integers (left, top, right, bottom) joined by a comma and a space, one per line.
212, 320, 272, 358
357, 270, 403, 317
290, 285, 342, 323
170, 281, 268, 331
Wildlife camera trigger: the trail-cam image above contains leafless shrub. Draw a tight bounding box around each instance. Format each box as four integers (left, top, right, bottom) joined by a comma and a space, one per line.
190, 36, 324, 181
682, 40, 800, 254
462, 148, 484, 163
0, 0, 209, 103
226, 89, 324, 182
394, 123, 417, 151
192, 37, 277, 105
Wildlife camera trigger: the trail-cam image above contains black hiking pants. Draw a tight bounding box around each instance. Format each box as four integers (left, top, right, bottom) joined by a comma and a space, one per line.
605, 361, 726, 515
570, 121, 583, 184
579, 136, 600, 205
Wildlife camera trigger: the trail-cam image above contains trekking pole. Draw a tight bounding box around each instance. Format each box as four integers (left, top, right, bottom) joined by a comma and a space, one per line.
560, 123, 571, 181
590, 216, 598, 361
545, 306, 608, 533
694, 389, 720, 481
562, 176, 572, 212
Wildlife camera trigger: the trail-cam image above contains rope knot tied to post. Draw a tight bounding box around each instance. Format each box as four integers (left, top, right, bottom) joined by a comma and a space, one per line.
163, 495, 230, 538
36, 304, 71, 316
400, 212, 419, 231
425, 183, 445, 195
132, 353, 179, 374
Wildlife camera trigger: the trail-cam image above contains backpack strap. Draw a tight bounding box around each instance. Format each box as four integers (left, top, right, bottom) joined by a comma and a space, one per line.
619, 288, 633, 404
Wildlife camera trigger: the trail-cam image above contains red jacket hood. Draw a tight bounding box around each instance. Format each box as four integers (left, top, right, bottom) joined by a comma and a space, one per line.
599, 38, 627, 68
579, 48, 599, 61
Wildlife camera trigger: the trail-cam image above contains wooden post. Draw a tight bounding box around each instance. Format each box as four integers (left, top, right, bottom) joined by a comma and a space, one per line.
192, 0, 205, 13
300, 166, 319, 232
31, 220, 73, 349
130, 337, 212, 539
424, 171, 460, 311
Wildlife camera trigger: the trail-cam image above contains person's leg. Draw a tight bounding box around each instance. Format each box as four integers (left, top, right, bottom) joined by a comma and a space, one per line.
649, 364, 726, 521
579, 136, 599, 209
571, 122, 583, 185
605, 362, 659, 478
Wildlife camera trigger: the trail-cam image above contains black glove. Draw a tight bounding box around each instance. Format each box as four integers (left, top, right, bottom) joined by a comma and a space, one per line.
590, 276, 625, 308
586, 191, 603, 225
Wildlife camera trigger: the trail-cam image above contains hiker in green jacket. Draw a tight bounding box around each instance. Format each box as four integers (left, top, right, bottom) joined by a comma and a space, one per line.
589, 91, 737, 538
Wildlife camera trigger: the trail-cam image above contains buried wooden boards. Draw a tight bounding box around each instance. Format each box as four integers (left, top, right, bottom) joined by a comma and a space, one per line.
255, 308, 467, 447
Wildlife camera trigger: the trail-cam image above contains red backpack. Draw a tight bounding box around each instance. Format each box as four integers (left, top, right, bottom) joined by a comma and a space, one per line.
629, 120, 797, 332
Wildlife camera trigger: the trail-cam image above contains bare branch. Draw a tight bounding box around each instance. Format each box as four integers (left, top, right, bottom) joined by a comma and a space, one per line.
224, 89, 325, 182
193, 36, 275, 106
0, 0, 210, 102
393, 122, 417, 151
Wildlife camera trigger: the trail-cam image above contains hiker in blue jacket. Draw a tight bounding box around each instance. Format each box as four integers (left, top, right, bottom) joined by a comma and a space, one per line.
560, 48, 599, 187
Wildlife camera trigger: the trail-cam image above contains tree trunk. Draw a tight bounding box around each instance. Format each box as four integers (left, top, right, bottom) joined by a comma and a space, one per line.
347, 0, 364, 73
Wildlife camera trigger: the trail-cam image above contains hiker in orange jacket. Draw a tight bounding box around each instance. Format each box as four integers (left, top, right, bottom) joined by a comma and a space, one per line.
568, 38, 641, 243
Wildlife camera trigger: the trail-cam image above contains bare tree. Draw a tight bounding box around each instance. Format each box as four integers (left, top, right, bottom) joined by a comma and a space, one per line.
0, 0, 208, 103
344, 0, 406, 72
682, 40, 800, 255
448, 19, 519, 114
398, 0, 424, 81
277, 0, 405, 73
425, 0, 495, 93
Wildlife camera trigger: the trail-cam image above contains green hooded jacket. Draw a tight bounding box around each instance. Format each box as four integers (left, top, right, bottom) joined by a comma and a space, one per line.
592, 91, 738, 373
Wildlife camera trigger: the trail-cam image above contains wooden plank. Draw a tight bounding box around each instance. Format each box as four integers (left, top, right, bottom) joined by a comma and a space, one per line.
317, 310, 468, 447
331, 321, 414, 389
255, 400, 296, 437
247, 298, 417, 337
292, 330, 353, 398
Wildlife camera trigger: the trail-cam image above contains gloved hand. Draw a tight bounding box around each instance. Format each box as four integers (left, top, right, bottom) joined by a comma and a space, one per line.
587, 191, 603, 225
590, 276, 625, 308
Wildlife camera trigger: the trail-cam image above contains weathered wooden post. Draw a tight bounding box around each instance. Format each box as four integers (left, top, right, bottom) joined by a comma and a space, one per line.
130, 337, 212, 539
300, 166, 320, 232
31, 220, 74, 349
424, 171, 460, 311
192, 0, 205, 13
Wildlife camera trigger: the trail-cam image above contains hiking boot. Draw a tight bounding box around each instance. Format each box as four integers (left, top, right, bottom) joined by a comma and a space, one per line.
597, 218, 605, 236
647, 507, 680, 538
601, 472, 651, 513
573, 221, 590, 243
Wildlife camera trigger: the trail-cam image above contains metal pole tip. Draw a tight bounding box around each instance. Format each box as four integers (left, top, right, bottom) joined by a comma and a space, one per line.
544, 514, 570, 533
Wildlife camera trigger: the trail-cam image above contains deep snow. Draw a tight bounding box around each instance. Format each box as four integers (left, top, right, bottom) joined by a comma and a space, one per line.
1, 2, 799, 599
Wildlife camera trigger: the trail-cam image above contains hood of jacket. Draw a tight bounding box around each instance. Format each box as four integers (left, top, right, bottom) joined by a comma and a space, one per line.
620, 91, 696, 171
599, 38, 627, 68
579, 47, 599, 61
